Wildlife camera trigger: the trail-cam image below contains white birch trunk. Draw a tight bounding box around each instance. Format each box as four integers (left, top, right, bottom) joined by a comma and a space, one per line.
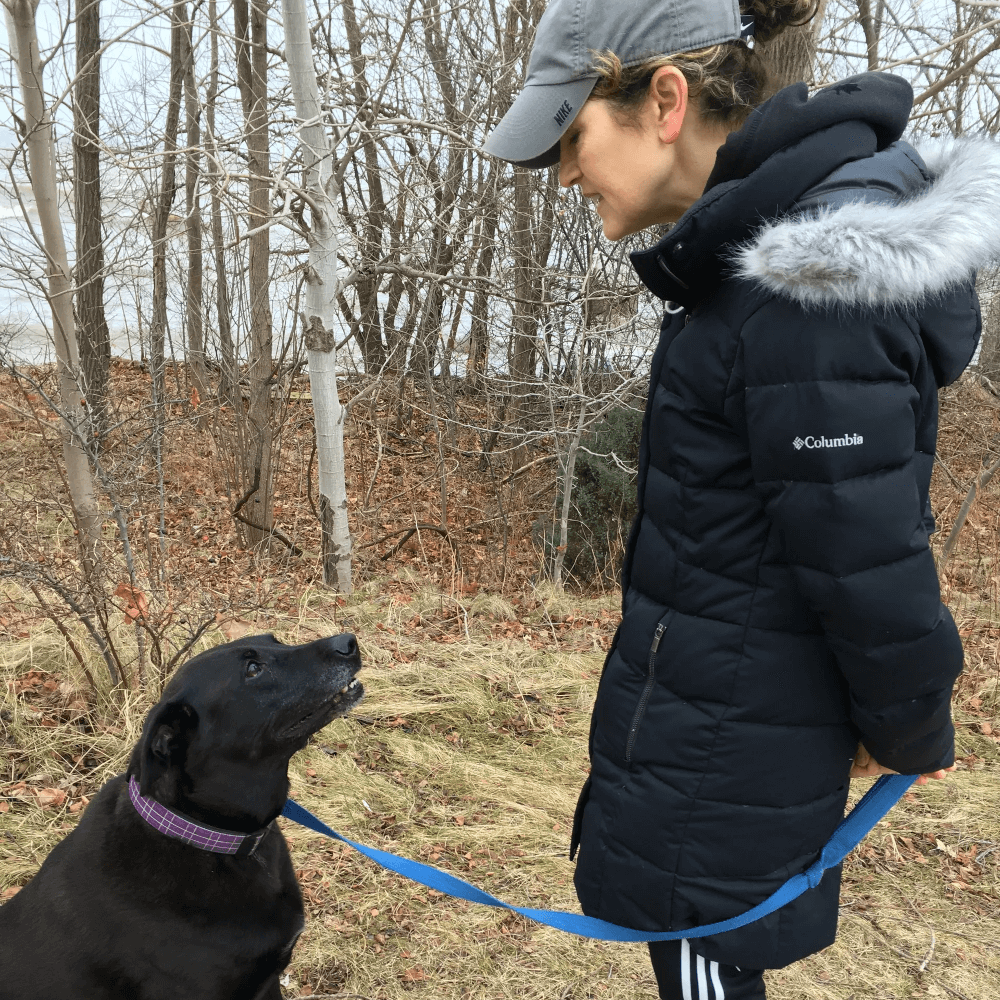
280, 0, 352, 591
11, 0, 102, 568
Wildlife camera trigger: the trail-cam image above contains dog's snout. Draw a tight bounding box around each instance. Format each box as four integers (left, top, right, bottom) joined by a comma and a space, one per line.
329, 633, 358, 658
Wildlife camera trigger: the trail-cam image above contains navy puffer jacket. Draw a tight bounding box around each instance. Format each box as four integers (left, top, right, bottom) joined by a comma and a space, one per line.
571, 74, 996, 969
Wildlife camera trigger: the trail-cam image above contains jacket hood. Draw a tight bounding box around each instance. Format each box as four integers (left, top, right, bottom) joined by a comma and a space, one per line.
735, 135, 1000, 309
631, 73, 1000, 314
632, 73, 915, 307
706, 73, 913, 187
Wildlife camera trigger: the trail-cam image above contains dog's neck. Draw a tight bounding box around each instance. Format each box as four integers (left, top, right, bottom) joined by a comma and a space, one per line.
127, 776, 271, 857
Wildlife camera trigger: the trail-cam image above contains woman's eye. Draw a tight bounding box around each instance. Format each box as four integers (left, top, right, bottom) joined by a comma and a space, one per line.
245, 661, 264, 679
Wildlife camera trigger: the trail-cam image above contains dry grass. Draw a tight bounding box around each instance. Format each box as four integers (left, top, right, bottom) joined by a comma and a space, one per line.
2, 375, 999, 998
2, 577, 998, 1000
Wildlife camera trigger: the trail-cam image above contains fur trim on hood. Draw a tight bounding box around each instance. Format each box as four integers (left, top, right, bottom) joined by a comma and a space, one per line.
734, 137, 1000, 308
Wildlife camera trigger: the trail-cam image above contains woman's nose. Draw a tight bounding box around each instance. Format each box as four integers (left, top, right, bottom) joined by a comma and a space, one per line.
558, 152, 579, 188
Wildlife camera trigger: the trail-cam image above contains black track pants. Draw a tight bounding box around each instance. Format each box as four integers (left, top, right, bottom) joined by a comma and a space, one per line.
648, 940, 766, 1000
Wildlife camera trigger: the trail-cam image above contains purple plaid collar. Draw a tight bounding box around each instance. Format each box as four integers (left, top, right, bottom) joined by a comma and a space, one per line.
128, 775, 270, 857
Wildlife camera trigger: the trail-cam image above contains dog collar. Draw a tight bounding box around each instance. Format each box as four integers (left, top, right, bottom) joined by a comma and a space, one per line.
128, 775, 270, 857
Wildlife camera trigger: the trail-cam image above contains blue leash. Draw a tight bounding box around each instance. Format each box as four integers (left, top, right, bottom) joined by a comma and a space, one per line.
281, 773, 915, 942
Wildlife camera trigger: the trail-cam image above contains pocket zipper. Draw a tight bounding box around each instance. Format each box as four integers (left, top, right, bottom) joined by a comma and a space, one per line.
625, 619, 666, 763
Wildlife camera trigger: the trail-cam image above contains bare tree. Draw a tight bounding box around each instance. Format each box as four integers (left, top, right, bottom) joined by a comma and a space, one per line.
757, 0, 830, 95
281, 0, 353, 590
233, 0, 276, 547
181, 0, 208, 420
205, 0, 236, 404
73, 0, 111, 439
8, 0, 102, 570
148, 0, 184, 545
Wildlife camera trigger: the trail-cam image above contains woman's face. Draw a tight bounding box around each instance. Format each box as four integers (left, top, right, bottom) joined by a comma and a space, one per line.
559, 99, 677, 240
558, 69, 730, 241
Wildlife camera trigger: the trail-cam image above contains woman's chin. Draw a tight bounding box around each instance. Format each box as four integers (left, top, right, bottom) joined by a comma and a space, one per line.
602, 219, 639, 242
601, 217, 627, 242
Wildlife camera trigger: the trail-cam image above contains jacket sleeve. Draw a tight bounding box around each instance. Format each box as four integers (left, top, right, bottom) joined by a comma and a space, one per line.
736, 299, 963, 775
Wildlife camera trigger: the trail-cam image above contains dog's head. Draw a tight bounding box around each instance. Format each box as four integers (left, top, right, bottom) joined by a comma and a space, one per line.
127, 633, 362, 831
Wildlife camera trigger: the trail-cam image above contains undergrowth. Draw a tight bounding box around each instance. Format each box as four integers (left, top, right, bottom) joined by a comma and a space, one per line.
2, 577, 998, 999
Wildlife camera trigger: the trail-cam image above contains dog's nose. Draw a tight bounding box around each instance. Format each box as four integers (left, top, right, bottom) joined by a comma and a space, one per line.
329, 633, 358, 658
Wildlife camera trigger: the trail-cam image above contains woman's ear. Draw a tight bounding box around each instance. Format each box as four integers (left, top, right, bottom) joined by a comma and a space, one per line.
138, 700, 198, 799
649, 65, 689, 144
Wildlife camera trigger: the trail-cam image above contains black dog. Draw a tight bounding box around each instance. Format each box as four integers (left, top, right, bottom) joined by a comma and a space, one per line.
0, 632, 362, 1000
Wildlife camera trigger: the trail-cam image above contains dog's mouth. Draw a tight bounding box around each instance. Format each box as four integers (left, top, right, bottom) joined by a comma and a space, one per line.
283, 677, 364, 738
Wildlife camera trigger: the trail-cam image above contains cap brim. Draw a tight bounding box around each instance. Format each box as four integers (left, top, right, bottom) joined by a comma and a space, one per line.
483, 77, 598, 168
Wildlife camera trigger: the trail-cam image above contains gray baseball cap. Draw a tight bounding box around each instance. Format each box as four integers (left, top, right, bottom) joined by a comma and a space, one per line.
484, 0, 746, 169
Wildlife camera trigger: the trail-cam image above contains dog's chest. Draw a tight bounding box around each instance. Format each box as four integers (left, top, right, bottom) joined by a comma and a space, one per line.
117, 903, 303, 1000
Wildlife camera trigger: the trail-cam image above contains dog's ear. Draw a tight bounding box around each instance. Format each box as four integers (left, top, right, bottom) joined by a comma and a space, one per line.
139, 700, 199, 799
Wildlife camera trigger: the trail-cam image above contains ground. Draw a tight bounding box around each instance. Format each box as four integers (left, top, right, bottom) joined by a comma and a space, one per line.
1, 369, 998, 998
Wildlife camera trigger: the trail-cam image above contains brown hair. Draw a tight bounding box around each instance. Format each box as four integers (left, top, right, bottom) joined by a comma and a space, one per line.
590, 0, 821, 129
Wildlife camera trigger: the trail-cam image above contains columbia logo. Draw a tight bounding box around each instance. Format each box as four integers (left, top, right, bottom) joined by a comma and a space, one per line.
553, 100, 573, 126
794, 433, 864, 451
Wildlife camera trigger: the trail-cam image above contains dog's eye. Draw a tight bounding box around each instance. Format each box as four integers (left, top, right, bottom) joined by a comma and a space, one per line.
245, 661, 265, 679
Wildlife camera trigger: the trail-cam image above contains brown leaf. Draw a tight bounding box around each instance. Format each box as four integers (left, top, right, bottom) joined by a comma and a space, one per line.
220, 618, 255, 641
33, 788, 66, 809
402, 967, 426, 982
1, 887, 21, 900
454, 815, 465, 826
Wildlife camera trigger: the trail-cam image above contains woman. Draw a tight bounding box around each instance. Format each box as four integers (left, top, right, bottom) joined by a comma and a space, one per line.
484, 0, 999, 997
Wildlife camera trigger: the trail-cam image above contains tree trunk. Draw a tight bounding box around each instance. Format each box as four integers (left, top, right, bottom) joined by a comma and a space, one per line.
181, 1, 208, 422
552, 401, 587, 590
756, 0, 828, 97
467, 205, 497, 386
281, 0, 353, 590
205, 0, 236, 404
10, 0, 102, 568
234, 0, 275, 547
342, 0, 388, 374
73, 0, 111, 441
149, 3, 183, 480
510, 167, 538, 382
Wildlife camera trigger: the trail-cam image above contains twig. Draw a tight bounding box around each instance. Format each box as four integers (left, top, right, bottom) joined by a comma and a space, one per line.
363, 424, 383, 509
939, 450, 1000, 567
306, 437, 319, 521
934, 454, 965, 493
26, 580, 98, 694
163, 616, 217, 678
295, 995, 373, 999
2, 568, 121, 687
918, 928, 936, 973
866, 913, 1000, 949
380, 522, 453, 561
232, 464, 304, 557
941, 988, 974, 1000
500, 452, 557, 485
358, 522, 448, 551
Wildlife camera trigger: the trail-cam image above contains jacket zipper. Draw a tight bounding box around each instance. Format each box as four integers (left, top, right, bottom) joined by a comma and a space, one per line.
625, 619, 667, 764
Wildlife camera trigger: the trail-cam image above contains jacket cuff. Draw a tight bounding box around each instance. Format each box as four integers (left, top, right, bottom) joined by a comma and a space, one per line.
863, 715, 956, 775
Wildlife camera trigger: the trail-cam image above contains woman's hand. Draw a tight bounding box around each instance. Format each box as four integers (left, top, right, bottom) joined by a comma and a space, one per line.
849, 743, 957, 785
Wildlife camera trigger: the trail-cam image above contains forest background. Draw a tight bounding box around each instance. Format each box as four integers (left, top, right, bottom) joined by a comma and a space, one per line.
1, 0, 999, 997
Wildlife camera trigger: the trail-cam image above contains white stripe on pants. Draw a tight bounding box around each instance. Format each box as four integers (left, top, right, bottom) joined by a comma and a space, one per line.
680, 940, 726, 1000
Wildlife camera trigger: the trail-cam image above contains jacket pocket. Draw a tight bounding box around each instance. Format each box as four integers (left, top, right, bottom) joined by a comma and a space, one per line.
625, 611, 673, 764
569, 775, 592, 861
